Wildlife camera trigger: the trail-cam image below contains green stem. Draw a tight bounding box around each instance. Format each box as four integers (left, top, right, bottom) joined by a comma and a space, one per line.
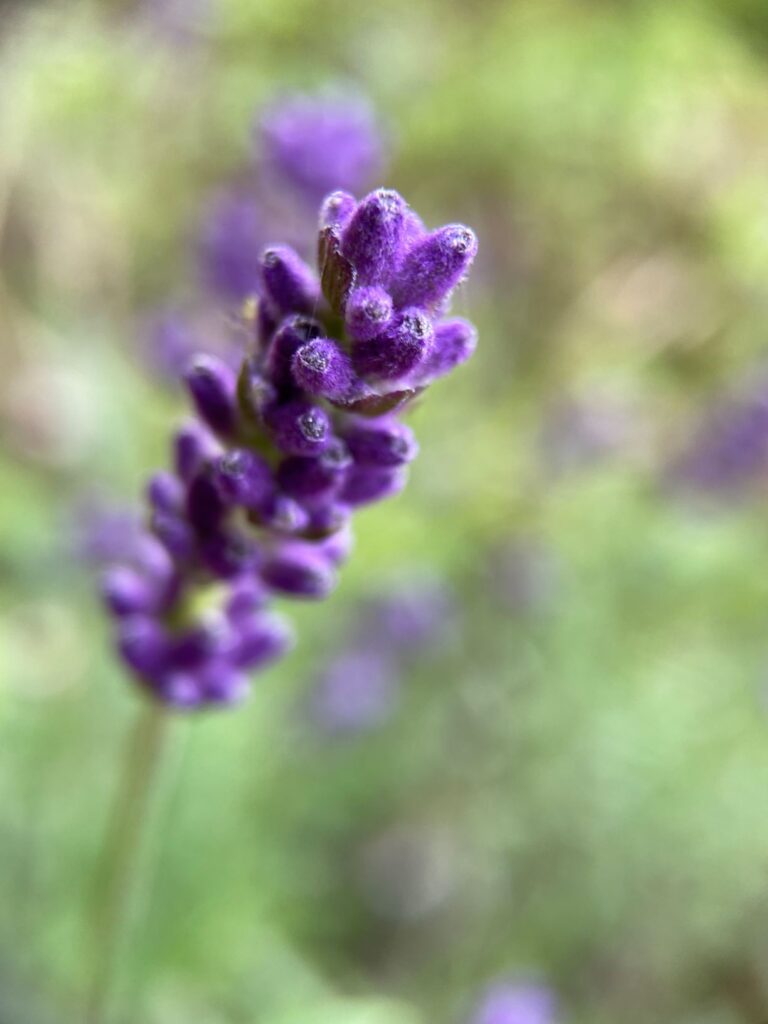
85, 700, 169, 1024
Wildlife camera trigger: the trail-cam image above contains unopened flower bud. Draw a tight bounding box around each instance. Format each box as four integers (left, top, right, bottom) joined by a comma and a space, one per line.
260, 245, 320, 317
184, 354, 238, 437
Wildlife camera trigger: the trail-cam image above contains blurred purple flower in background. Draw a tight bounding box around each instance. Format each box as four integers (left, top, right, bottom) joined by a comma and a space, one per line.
471, 981, 558, 1024
537, 393, 637, 478
259, 93, 385, 204
667, 379, 768, 499
141, 308, 244, 384
72, 498, 145, 568
198, 189, 265, 303
309, 650, 398, 734
308, 578, 455, 734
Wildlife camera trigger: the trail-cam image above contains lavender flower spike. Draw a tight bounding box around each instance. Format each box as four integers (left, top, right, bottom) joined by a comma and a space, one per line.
100, 177, 478, 711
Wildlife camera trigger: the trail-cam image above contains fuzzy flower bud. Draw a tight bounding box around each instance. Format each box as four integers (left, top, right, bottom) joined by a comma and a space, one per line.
340, 465, 408, 506
392, 224, 477, 308
260, 245, 320, 317
345, 285, 394, 341
263, 398, 333, 456
260, 543, 337, 598
102, 567, 160, 618
352, 307, 433, 382
341, 189, 407, 286
342, 418, 418, 467
146, 471, 184, 514
292, 337, 366, 403
231, 611, 295, 669
412, 317, 478, 384
264, 315, 323, 392
214, 448, 273, 509
173, 420, 221, 483
276, 439, 352, 501
184, 354, 238, 437
319, 190, 357, 232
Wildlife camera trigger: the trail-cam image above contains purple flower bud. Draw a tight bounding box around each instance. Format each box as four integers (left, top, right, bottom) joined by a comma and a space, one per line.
198, 189, 263, 302
292, 337, 366, 403
186, 470, 227, 536
231, 611, 294, 669
198, 529, 259, 579
319, 190, 357, 232
317, 520, 354, 565
392, 224, 477, 308
146, 471, 184, 514
264, 315, 323, 391
345, 285, 394, 341
260, 543, 337, 599
151, 509, 196, 560
340, 465, 407, 506
300, 501, 351, 540
352, 308, 433, 382
167, 618, 232, 671
470, 983, 557, 1024
199, 662, 250, 705
260, 245, 320, 317
184, 354, 238, 437
412, 317, 477, 384
158, 672, 203, 709
277, 439, 352, 501
173, 419, 221, 483
102, 566, 159, 617
341, 189, 408, 286
214, 448, 273, 509
134, 532, 176, 582
226, 577, 269, 621
117, 616, 170, 679
342, 418, 418, 467
263, 398, 333, 456
249, 492, 310, 535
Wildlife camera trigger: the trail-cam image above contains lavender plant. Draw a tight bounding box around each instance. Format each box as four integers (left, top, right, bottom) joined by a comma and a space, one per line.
102, 186, 477, 710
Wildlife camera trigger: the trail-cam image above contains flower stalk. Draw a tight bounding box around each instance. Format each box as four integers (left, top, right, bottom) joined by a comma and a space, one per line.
85, 702, 170, 1024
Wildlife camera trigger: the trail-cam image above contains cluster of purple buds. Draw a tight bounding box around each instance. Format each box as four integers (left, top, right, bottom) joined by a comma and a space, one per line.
102, 187, 477, 710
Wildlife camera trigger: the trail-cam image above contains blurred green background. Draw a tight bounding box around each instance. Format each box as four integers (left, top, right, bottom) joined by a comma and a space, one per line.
4, 0, 768, 1021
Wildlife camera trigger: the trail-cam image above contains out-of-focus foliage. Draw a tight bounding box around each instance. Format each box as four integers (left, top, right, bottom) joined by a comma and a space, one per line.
3, 1, 768, 1022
